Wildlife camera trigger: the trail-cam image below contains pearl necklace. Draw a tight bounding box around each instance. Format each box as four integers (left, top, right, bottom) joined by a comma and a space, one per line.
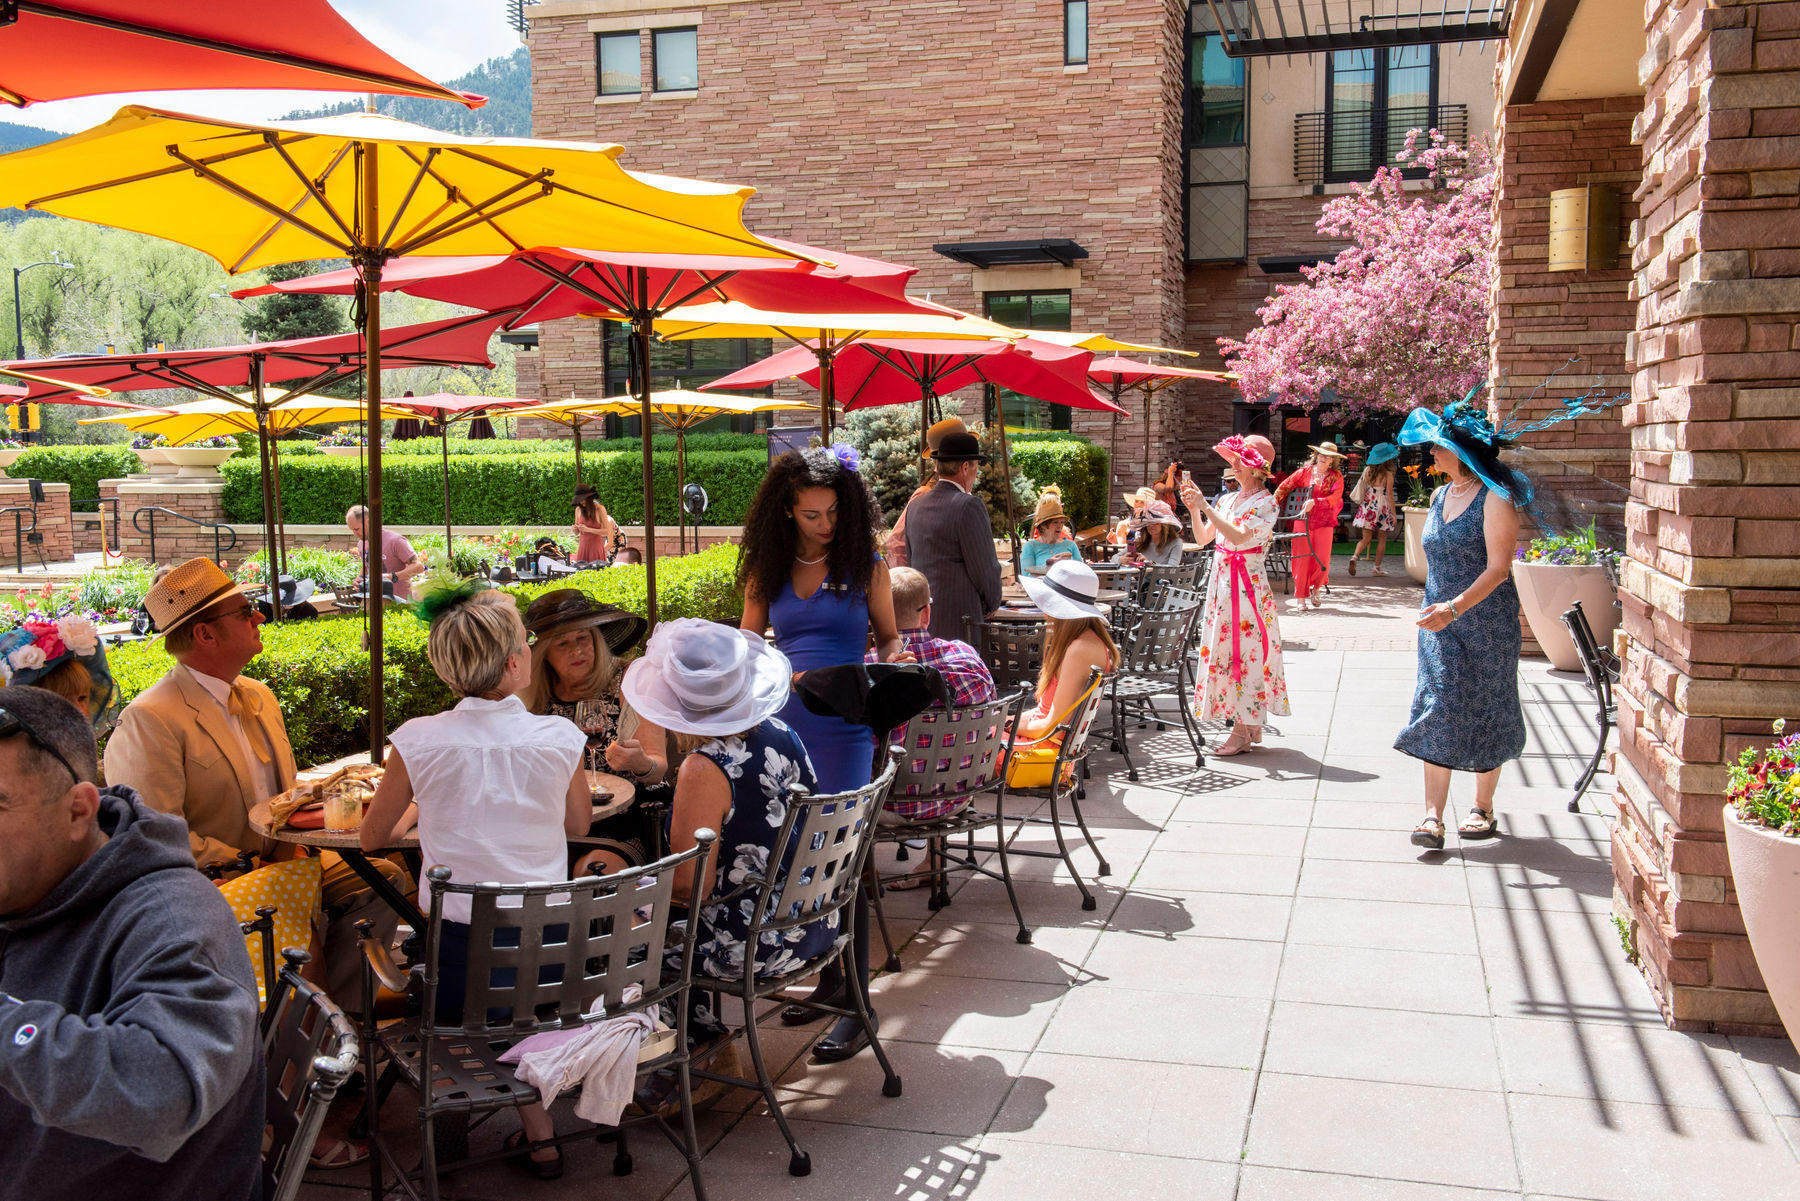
1447, 476, 1479, 498
796, 552, 826, 565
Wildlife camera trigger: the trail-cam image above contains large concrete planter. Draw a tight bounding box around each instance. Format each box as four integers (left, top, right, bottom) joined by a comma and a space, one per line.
1402, 505, 1429, 583
134, 447, 178, 475
0, 449, 24, 477
1511, 560, 1619, 671
1725, 809, 1800, 1044
161, 446, 238, 477
318, 445, 367, 458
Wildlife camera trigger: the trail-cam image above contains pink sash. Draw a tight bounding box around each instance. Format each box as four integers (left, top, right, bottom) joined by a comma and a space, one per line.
1217, 547, 1270, 684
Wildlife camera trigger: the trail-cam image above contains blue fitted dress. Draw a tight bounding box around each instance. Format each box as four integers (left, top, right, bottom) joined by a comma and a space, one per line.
769, 576, 877, 792
1394, 484, 1526, 772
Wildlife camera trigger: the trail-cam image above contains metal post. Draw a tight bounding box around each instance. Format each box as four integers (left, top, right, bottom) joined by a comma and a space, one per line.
998, 417, 1021, 568
440, 422, 453, 559
252, 384, 283, 621
674, 423, 686, 555
12, 268, 21, 361
632, 287, 659, 624
358, 142, 386, 767
12, 511, 20, 573
818, 345, 835, 442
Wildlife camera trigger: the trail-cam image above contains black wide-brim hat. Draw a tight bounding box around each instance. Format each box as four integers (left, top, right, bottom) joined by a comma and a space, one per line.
523, 588, 647, 655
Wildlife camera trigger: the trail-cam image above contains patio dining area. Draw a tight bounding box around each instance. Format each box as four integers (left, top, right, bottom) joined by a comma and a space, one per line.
299, 573, 1800, 1201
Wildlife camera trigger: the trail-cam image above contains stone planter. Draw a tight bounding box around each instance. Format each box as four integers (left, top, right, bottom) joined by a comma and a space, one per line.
1725, 809, 1800, 1043
318, 445, 367, 458
0, 449, 24, 478
1402, 505, 1429, 583
134, 447, 178, 476
1511, 560, 1619, 672
161, 446, 238, 478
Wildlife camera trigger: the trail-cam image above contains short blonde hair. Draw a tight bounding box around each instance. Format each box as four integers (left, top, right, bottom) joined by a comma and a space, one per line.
427, 591, 526, 697
889, 566, 929, 617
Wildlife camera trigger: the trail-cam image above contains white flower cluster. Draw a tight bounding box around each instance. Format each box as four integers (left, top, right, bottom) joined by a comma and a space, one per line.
8, 644, 45, 671
56, 615, 98, 657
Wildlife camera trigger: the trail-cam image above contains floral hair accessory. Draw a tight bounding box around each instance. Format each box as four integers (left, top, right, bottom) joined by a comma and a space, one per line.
829, 441, 861, 473
0, 615, 116, 730
1212, 434, 1268, 472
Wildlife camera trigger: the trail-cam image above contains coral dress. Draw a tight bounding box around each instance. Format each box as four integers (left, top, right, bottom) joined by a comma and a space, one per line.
1193, 490, 1290, 723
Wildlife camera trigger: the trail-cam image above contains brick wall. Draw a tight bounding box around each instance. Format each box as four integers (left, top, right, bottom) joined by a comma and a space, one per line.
526, 0, 1190, 455
1609, 0, 1800, 1036
0, 481, 71, 567
112, 483, 235, 566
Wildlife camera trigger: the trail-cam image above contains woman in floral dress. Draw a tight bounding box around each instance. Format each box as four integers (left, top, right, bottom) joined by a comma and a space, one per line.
1179, 434, 1290, 757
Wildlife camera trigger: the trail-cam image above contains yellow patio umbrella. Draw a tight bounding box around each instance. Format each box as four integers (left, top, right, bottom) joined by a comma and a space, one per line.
515, 390, 815, 554
1029, 330, 1199, 357
651, 301, 1019, 438
0, 103, 796, 759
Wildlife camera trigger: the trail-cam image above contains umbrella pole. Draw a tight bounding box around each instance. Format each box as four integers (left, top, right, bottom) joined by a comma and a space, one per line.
574, 417, 583, 488
818, 348, 834, 443
254, 403, 283, 622
441, 424, 452, 562
1109, 380, 1123, 489
632, 306, 658, 624
676, 426, 686, 556
359, 160, 386, 767
1142, 382, 1153, 483
998, 416, 1021, 568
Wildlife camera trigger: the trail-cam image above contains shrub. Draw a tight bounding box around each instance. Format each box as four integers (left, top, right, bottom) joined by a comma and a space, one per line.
237, 546, 360, 592
10, 445, 141, 508
1009, 437, 1109, 529
74, 559, 157, 614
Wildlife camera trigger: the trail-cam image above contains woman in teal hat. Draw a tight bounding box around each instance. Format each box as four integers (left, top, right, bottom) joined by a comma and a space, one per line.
1347, 441, 1400, 576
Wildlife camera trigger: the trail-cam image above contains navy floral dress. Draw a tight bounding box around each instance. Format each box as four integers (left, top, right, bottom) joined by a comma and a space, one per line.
1394, 484, 1526, 772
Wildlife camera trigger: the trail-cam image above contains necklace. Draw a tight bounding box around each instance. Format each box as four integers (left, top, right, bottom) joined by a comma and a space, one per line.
1447, 476, 1479, 497
796, 552, 826, 565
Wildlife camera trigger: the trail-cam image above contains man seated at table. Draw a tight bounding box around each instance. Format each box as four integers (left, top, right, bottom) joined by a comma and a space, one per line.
103, 557, 401, 1012
347, 504, 424, 602
0, 687, 263, 1201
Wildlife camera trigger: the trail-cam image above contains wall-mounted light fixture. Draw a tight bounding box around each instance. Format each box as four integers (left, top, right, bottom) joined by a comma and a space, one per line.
1548, 185, 1620, 272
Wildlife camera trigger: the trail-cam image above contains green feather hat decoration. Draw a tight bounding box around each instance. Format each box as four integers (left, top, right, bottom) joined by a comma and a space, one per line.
410, 552, 488, 626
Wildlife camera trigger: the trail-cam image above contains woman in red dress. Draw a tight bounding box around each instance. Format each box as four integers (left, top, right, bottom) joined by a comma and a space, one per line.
1273, 442, 1345, 608
572, 484, 616, 563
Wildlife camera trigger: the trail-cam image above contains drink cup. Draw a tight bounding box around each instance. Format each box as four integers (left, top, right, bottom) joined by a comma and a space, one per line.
323, 793, 363, 831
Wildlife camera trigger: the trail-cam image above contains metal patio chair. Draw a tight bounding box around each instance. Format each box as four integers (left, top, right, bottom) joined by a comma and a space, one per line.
262, 947, 360, 1201
1560, 599, 1619, 813
971, 617, 1047, 698
1107, 598, 1206, 780
1002, 666, 1111, 910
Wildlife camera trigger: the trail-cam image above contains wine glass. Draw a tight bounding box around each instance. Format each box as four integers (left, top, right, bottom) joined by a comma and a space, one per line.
574, 700, 607, 773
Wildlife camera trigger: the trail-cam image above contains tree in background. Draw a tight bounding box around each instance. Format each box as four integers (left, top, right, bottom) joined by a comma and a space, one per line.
840, 396, 1038, 538
1219, 131, 1495, 420
244, 260, 348, 343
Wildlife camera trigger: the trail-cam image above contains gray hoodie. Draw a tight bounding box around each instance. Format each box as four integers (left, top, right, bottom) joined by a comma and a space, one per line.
0, 787, 263, 1201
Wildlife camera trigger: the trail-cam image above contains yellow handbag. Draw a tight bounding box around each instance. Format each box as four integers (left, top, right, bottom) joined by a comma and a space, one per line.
1004, 675, 1103, 790
216, 857, 322, 1007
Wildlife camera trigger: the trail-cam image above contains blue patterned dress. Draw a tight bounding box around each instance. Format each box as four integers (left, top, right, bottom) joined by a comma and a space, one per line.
1394, 485, 1526, 771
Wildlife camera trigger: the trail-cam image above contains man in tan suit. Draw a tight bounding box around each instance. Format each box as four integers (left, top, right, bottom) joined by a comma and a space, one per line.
105, 558, 398, 1012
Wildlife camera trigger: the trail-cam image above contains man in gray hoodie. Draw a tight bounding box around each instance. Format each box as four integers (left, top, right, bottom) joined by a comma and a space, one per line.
0, 686, 263, 1201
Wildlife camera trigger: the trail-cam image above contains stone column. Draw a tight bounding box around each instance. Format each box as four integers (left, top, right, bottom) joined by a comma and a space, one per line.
1614, 0, 1800, 1035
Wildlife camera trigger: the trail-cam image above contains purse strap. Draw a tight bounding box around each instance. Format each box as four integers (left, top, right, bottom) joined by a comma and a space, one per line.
1010, 671, 1105, 750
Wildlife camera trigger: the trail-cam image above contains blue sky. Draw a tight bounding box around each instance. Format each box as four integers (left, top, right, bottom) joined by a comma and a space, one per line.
0, 0, 520, 134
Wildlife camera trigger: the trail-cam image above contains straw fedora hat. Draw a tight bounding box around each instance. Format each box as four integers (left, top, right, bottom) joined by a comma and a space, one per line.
920, 416, 968, 461
1120, 486, 1156, 509
1031, 486, 1068, 531
620, 618, 794, 737
523, 589, 647, 656
143, 557, 253, 638
1021, 559, 1108, 622
1311, 441, 1346, 460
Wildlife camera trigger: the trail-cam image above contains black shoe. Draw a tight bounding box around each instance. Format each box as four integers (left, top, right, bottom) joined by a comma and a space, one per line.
502, 1130, 564, 1181
810, 1013, 877, 1064
780, 988, 846, 1026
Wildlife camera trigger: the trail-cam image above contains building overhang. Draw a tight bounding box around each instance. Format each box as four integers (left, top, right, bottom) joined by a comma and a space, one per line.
1256, 254, 1333, 274
931, 239, 1090, 269
498, 326, 539, 349
1502, 0, 1642, 105
1202, 0, 1511, 56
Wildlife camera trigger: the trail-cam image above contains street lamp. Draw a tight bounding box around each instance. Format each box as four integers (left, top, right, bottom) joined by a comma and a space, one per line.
13, 251, 76, 360
208, 291, 256, 343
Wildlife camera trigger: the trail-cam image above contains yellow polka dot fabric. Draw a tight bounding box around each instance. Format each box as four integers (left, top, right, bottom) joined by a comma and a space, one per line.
217, 858, 322, 1008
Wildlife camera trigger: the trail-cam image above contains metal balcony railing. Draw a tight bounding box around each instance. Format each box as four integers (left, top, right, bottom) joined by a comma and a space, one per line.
1293, 103, 1468, 187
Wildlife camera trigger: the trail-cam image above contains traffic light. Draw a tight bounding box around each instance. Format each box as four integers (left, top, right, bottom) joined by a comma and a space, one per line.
6, 404, 41, 434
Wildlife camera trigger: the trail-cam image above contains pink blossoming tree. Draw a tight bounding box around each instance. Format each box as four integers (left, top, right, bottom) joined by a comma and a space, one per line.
1219, 131, 1496, 419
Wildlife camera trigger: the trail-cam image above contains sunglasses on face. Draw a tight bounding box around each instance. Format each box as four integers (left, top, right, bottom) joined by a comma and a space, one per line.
0, 706, 81, 787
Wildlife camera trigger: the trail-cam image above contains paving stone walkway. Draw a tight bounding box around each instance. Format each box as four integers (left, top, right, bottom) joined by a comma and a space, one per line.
303, 573, 1800, 1201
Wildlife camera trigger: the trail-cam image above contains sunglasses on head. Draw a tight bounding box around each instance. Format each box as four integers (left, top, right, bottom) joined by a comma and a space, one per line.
0, 706, 81, 787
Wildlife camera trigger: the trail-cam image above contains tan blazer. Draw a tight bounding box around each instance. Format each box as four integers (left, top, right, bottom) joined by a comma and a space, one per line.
104, 664, 298, 867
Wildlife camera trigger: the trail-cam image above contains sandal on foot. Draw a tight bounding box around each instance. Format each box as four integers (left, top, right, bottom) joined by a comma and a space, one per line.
1214, 728, 1254, 757
1371, 566, 1389, 576
1410, 817, 1446, 850
502, 1130, 564, 1181
1347, 558, 1358, 576
1459, 807, 1499, 839
1248, 724, 1264, 744
309, 1137, 369, 1171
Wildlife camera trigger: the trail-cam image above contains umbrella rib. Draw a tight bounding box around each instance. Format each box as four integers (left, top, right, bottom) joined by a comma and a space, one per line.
518, 258, 630, 315
265, 135, 358, 244
168, 149, 352, 258
388, 175, 550, 256
661, 272, 740, 313
229, 141, 356, 273
381, 147, 445, 249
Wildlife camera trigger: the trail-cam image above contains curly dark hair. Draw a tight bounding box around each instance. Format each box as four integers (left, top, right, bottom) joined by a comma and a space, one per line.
737, 447, 881, 604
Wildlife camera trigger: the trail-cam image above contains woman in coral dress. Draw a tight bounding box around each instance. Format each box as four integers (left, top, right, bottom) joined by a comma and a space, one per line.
1180, 434, 1291, 757
1273, 442, 1346, 608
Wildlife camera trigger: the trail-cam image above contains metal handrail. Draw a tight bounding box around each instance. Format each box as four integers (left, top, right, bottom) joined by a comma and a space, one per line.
72, 495, 121, 555
0, 504, 37, 572
132, 505, 238, 566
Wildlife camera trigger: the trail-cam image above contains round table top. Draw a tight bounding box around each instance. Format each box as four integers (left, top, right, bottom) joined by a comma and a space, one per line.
991, 587, 1128, 622
248, 770, 637, 851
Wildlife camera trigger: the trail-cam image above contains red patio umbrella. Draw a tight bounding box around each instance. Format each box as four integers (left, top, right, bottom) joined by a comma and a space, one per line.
8, 311, 507, 599
706, 337, 1122, 560
1088, 356, 1233, 482
0, 0, 486, 108
377, 392, 537, 554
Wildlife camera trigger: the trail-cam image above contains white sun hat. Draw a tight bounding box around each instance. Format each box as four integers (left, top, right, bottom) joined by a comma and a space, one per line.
620, 618, 794, 737
1020, 559, 1108, 622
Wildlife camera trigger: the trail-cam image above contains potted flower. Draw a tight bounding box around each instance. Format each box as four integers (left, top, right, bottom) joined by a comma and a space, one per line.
1724, 720, 1800, 1041
162, 433, 240, 477
316, 428, 382, 457
0, 437, 26, 477
1399, 464, 1440, 584
131, 432, 177, 474
1511, 524, 1621, 672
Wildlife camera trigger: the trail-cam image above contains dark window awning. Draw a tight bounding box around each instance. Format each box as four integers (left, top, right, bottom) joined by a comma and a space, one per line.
931, 239, 1089, 268
498, 326, 538, 348
1257, 254, 1335, 274
1203, 0, 1511, 56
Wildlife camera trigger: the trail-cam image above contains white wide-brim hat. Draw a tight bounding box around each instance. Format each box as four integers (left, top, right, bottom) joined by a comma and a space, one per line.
1021, 559, 1108, 622
620, 618, 794, 737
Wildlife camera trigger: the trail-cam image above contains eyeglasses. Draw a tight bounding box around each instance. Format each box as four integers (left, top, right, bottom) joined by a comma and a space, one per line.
202, 602, 257, 626
0, 706, 81, 787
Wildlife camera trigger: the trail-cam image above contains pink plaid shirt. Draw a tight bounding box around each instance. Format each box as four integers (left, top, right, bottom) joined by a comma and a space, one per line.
869, 628, 1000, 819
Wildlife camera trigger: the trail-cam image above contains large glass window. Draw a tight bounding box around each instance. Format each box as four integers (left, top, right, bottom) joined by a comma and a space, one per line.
1065, 1, 1088, 64
652, 27, 698, 92
595, 32, 640, 96
1184, 25, 1248, 262
1187, 34, 1245, 145
599, 321, 772, 435
984, 291, 1073, 432
1326, 46, 1437, 180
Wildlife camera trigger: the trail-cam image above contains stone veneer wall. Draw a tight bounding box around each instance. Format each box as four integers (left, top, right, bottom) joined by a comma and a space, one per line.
1611, 0, 1800, 1035
0, 481, 72, 567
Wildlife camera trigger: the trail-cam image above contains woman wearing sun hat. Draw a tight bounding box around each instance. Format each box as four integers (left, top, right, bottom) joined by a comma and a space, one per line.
520, 589, 661, 783
1179, 434, 1290, 756
1019, 485, 1080, 575
1273, 441, 1346, 608
1013, 559, 1119, 743
1393, 404, 1529, 848
1133, 500, 1187, 567
1109, 486, 1157, 547
1347, 441, 1401, 576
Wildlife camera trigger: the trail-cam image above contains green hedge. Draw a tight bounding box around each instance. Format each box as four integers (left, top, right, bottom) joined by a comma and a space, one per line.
221, 448, 769, 526
105, 544, 743, 765
1008, 438, 1110, 529
282, 433, 765, 456
10, 445, 141, 508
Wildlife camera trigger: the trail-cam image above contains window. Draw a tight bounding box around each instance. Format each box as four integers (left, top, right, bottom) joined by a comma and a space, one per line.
984, 291, 1073, 432
595, 32, 639, 96
1064, 1, 1088, 64
599, 320, 771, 434
652, 27, 698, 92
1184, 20, 1248, 262
1325, 46, 1437, 180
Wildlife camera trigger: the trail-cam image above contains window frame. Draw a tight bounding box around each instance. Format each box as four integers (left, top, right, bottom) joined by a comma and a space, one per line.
1064, 0, 1088, 65
1323, 46, 1439, 183
983, 290, 1075, 432
594, 30, 641, 97
1182, 25, 1250, 265
651, 26, 699, 93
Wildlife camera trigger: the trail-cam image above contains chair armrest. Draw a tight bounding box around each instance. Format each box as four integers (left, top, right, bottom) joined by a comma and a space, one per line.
361, 934, 411, 996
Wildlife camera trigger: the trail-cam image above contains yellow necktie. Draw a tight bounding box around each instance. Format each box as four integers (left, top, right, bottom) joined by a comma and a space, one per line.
228, 683, 272, 764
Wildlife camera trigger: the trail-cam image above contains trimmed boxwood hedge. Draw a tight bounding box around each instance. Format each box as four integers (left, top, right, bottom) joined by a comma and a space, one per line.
10, 445, 142, 508
1007, 437, 1110, 530
103, 543, 743, 766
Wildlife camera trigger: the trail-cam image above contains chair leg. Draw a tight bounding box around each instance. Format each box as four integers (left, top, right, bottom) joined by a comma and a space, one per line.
927, 836, 951, 911
1066, 779, 1110, 877
842, 944, 903, 1101
741, 991, 810, 1177
1569, 716, 1610, 813
362, 1020, 383, 1201
675, 1056, 707, 1201
868, 861, 903, 973
1174, 685, 1207, 764
612, 1123, 631, 1176
1115, 693, 1141, 782
1044, 787, 1097, 910
419, 1104, 441, 1201
991, 810, 1032, 946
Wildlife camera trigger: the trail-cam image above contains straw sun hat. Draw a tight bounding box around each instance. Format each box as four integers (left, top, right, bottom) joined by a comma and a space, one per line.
620, 618, 794, 737
1032, 486, 1068, 532
142, 557, 254, 638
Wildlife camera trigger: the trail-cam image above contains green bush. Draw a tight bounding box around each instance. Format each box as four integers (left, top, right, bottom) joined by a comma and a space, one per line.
237, 546, 361, 592
104, 545, 744, 765
11, 445, 141, 508
1009, 438, 1110, 529
74, 559, 157, 614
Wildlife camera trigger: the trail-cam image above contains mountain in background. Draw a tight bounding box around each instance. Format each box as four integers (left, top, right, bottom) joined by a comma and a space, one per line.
0, 122, 65, 152
280, 45, 531, 137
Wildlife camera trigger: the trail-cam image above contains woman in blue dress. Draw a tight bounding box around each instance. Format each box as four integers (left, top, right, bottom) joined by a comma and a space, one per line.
738, 444, 905, 1063
1394, 403, 1528, 849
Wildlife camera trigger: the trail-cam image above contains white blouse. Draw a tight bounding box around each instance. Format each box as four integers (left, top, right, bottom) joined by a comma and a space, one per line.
387, 694, 587, 924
